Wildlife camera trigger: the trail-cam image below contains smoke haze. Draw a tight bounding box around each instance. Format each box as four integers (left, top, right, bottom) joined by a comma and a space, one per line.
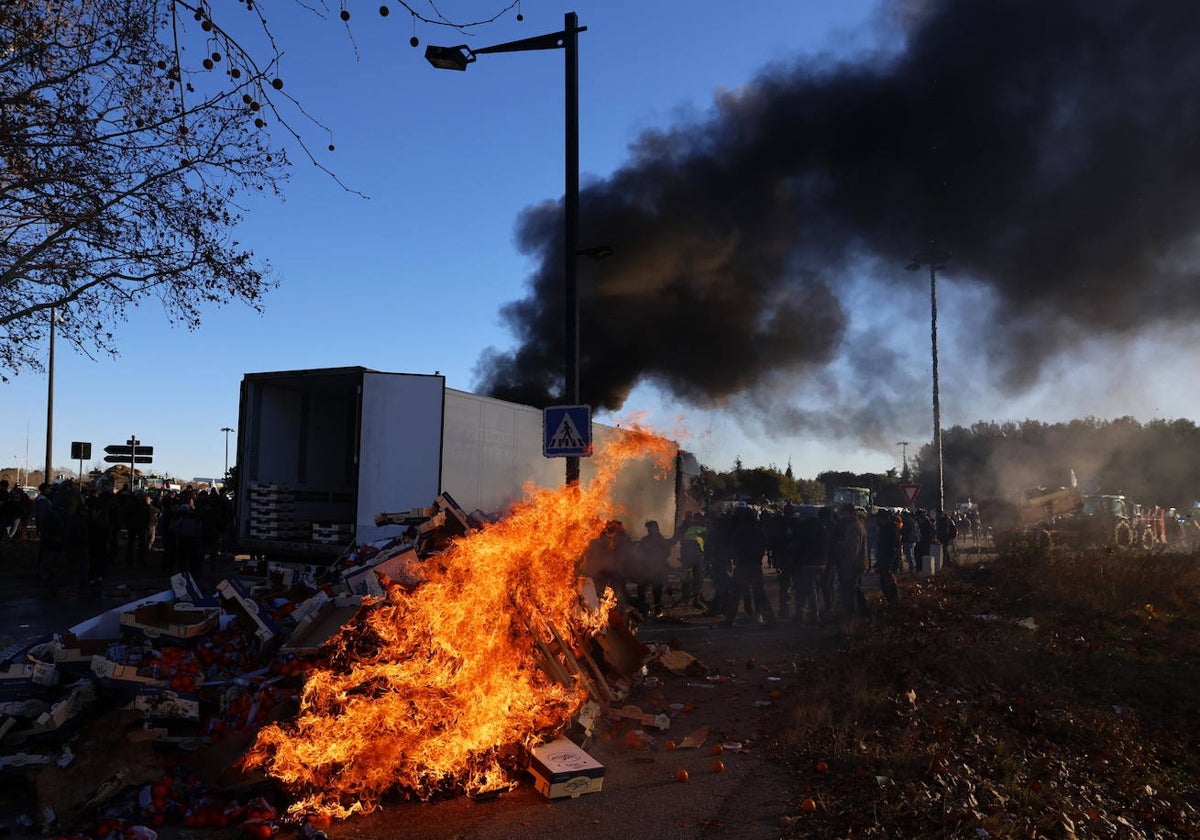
476, 0, 1200, 446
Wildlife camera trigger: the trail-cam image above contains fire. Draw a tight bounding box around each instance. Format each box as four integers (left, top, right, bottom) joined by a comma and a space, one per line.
244, 425, 675, 818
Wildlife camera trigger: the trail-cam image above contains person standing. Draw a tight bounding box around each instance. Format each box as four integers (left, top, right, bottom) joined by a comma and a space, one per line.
146, 495, 161, 555
678, 512, 709, 608
790, 510, 827, 625
159, 490, 178, 572
85, 486, 112, 583
634, 520, 676, 619
33, 484, 63, 595
125, 492, 151, 568
875, 510, 902, 607
936, 510, 958, 567
723, 507, 774, 628
57, 482, 91, 595
915, 509, 935, 571
582, 519, 634, 608
901, 510, 919, 574
833, 504, 871, 631
765, 510, 795, 617
171, 496, 203, 575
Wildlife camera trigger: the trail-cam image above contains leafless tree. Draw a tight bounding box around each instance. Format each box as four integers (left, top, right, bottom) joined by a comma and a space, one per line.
0, 0, 517, 377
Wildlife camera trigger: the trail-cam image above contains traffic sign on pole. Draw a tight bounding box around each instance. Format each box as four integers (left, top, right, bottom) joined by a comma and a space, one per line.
900, 483, 921, 507
104, 444, 154, 457
543, 405, 592, 458
104, 455, 154, 464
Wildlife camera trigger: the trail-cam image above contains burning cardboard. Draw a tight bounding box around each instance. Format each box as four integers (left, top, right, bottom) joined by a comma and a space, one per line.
281, 595, 363, 655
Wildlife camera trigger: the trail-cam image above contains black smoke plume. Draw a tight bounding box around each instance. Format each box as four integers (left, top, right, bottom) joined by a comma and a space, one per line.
476, 0, 1200, 427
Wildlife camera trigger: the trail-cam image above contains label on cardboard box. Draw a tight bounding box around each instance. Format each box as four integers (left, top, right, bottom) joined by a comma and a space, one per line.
528, 736, 604, 799
90, 656, 166, 688
129, 687, 201, 721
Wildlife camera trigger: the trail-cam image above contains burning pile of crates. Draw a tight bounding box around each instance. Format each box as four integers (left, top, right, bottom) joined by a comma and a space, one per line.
0, 491, 650, 835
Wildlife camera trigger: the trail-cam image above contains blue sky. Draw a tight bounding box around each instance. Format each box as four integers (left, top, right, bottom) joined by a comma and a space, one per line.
4, 0, 1198, 486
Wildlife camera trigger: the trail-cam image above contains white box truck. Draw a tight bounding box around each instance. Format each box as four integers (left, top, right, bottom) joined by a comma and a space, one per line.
234, 367, 696, 562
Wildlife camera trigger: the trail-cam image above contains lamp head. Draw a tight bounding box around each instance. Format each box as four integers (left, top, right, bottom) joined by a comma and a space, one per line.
424, 45, 475, 71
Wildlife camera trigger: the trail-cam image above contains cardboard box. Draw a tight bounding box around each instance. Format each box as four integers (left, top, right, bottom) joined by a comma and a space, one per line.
249, 497, 296, 511
90, 657, 167, 698
0, 661, 59, 699
170, 571, 206, 603
312, 523, 354, 545
129, 687, 201, 721
528, 736, 604, 799
217, 580, 278, 650
250, 483, 294, 496
35, 682, 96, 733
282, 595, 363, 654
120, 602, 220, 642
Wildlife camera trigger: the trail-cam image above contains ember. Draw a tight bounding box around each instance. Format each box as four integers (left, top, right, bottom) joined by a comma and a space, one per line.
244, 426, 675, 818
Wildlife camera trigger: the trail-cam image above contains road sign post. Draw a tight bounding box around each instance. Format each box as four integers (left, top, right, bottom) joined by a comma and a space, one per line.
103, 437, 153, 488
70, 441, 91, 483
543, 405, 592, 458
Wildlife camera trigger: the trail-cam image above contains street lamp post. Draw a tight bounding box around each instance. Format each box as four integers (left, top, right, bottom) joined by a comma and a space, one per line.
44, 307, 56, 483
426, 12, 587, 486
906, 250, 951, 513
220, 427, 234, 481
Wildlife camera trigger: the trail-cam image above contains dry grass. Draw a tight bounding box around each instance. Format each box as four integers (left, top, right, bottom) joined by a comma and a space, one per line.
771, 547, 1200, 838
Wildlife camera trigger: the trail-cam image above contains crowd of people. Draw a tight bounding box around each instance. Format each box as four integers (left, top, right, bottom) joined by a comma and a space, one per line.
584, 502, 969, 632
0, 478, 232, 597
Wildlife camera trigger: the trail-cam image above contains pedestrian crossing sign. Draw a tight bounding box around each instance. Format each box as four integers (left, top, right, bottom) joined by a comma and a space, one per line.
544, 405, 592, 458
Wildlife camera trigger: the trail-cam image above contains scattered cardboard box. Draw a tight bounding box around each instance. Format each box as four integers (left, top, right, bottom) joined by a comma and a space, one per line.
528, 736, 605, 799
217, 579, 278, 650
282, 595, 363, 655
128, 686, 201, 722
120, 602, 220, 643
0, 661, 59, 699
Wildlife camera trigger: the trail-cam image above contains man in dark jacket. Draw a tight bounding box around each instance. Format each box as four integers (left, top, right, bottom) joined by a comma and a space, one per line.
875, 511, 902, 606
722, 507, 774, 628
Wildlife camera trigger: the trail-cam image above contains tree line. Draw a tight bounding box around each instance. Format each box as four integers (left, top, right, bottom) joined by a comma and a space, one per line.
692, 417, 1200, 512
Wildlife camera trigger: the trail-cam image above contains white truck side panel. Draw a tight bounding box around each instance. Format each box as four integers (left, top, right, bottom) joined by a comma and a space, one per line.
442, 389, 561, 517
356, 372, 445, 542
442, 389, 678, 538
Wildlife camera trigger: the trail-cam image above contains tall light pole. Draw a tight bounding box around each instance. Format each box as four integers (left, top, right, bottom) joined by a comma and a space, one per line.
906, 250, 951, 513
896, 440, 910, 480
426, 12, 587, 486
220, 427, 234, 480
44, 307, 56, 483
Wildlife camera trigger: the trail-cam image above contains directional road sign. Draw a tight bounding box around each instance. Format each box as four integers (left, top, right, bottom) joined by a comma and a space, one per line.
104, 455, 154, 464
543, 405, 592, 458
104, 444, 153, 457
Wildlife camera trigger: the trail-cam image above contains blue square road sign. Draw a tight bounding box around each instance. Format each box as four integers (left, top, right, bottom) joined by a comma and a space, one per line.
544, 405, 592, 458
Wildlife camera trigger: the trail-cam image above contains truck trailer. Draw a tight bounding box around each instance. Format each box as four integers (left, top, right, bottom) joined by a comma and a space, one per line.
234, 367, 696, 562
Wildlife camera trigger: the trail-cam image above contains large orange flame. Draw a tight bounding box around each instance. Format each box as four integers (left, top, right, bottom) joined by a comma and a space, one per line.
244, 426, 675, 818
